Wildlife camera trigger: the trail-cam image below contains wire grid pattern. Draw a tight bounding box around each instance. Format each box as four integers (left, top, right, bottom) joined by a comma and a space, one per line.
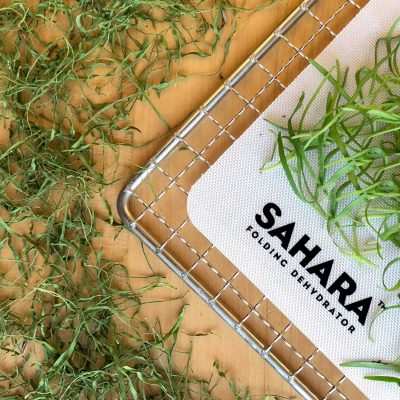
118, 1, 368, 399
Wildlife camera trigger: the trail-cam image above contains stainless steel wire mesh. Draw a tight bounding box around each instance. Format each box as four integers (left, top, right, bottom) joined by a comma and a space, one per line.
117, 1, 370, 398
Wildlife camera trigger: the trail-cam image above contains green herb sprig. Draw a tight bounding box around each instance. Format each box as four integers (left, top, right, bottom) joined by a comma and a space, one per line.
264, 19, 400, 271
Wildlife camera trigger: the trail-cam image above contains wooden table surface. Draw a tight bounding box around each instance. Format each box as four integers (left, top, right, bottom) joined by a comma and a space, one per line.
108, 1, 304, 398
99, 1, 362, 398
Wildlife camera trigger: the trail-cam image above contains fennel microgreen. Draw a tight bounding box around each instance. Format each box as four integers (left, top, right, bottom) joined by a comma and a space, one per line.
265, 20, 400, 269
0, 0, 281, 398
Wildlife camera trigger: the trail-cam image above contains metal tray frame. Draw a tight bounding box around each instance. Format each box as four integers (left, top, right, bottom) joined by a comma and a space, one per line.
117, 1, 367, 398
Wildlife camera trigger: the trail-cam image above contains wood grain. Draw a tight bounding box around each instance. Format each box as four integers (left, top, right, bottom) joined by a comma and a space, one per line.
112, 1, 370, 399
110, 1, 309, 398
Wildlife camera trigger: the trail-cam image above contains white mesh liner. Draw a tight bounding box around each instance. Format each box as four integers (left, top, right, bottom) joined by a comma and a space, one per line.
188, 1, 400, 399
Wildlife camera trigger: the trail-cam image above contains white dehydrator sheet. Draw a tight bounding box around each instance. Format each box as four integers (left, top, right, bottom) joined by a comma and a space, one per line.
187, 1, 400, 399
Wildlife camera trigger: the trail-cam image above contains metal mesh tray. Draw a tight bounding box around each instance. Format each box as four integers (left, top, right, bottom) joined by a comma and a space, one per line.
117, 1, 369, 398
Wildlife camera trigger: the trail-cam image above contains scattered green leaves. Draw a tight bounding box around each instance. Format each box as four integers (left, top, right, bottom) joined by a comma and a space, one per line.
0, 0, 284, 398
